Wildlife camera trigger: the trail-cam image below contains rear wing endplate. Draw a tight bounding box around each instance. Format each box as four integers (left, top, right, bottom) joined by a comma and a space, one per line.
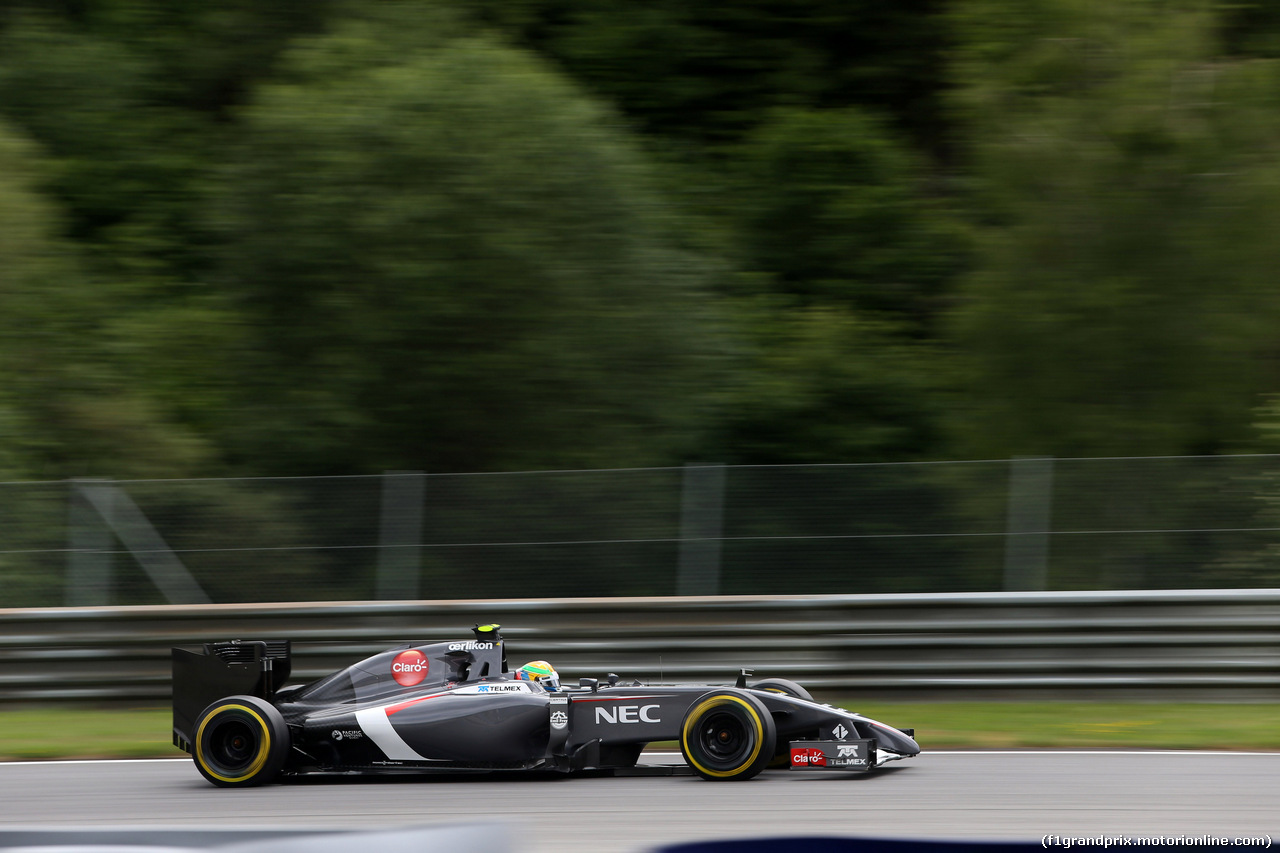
171, 640, 291, 753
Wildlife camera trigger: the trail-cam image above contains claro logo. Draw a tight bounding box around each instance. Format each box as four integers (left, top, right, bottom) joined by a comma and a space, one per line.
594, 704, 660, 724
391, 650, 429, 686
791, 747, 827, 766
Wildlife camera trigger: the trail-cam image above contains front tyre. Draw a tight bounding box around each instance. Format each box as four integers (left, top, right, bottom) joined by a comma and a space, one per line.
751, 678, 814, 767
193, 695, 290, 787
680, 690, 776, 781
750, 677, 813, 703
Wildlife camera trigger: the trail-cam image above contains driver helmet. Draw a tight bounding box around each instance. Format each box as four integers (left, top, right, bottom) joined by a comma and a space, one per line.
515, 660, 560, 692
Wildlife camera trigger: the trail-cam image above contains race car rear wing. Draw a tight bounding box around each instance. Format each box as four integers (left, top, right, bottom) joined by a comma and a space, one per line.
171, 640, 291, 753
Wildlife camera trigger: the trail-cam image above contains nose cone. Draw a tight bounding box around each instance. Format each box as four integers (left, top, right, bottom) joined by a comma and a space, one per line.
872, 724, 920, 755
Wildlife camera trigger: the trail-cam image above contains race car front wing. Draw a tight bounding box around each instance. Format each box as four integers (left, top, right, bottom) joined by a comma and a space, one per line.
789, 729, 916, 772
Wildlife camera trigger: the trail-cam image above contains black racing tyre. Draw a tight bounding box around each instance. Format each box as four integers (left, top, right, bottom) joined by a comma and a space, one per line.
679, 690, 776, 781
193, 695, 290, 788
750, 677, 814, 703
751, 678, 814, 767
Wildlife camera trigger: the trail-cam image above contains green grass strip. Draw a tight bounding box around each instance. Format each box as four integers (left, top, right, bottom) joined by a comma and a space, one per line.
0, 708, 174, 760
851, 702, 1280, 750
0, 703, 1276, 760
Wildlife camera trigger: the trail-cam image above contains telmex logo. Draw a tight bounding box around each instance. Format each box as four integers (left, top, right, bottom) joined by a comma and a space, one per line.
391, 650, 429, 686
595, 704, 660, 724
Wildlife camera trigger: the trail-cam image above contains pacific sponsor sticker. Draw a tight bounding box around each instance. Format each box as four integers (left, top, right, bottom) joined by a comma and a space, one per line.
391, 649, 430, 686
550, 710, 568, 730
331, 729, 364, 741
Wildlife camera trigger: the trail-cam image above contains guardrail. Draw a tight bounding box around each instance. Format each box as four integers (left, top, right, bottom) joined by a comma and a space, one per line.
2, 590, 1278, 704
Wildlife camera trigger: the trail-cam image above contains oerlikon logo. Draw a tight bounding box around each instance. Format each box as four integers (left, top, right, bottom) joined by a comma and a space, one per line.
391, 650, 429, 686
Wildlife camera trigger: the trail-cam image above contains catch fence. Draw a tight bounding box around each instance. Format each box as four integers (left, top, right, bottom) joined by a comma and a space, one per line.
3, 456, 1280, 607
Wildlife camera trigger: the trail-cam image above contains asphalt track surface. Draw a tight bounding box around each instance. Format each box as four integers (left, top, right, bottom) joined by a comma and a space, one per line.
2, 752, 1278, 851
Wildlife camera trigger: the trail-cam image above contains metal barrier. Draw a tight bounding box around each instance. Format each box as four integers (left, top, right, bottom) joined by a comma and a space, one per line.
1, 589, 1278, 704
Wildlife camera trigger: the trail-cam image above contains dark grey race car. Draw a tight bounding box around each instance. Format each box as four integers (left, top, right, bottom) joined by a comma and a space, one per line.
171, 624, 920, 787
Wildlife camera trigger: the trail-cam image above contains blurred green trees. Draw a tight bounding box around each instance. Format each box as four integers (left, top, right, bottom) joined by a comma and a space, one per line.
3, 0, 1280, 481
211, 19, 727, 473
0, 120, 211, 480
951, 0, 1280, 459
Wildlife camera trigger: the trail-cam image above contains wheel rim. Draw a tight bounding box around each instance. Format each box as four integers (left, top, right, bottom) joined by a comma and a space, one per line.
209, 719, 258, 771
697, 710, 752, 767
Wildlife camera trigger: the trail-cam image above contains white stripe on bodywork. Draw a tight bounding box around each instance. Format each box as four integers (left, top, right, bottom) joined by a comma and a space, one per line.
354, 706, 426, 761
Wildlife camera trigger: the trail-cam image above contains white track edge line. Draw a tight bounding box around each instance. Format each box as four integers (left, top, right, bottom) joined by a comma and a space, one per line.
0, 758, 190, 767
925, 750, 1280, 756
5, 750, 1280, 768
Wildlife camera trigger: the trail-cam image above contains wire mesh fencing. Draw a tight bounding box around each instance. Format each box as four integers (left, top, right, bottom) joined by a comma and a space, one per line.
4, 455, 1280, 607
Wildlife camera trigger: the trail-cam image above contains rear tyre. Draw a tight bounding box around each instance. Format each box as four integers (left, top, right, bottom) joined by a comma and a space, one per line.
679, 690, 776, 781
193, 695, 290, 787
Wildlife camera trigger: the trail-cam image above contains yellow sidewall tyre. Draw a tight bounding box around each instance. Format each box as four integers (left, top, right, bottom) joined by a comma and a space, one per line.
679, 690, 776, 781
193, 694, 289, 788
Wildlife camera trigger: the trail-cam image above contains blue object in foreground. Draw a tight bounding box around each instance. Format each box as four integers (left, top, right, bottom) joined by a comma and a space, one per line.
658, 838, 1251, 853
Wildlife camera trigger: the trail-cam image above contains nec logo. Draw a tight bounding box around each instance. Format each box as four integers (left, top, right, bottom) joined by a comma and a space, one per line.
594, 704, 661, 724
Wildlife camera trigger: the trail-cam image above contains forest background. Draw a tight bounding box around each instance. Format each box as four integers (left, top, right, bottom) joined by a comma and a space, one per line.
5, 0, 1280, 483
10, 1, 1280, 604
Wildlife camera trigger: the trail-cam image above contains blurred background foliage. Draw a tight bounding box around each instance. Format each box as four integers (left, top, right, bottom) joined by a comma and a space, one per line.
3, 0, 1280, 484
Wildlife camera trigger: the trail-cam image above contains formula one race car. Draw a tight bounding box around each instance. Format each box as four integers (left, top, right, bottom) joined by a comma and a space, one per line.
171, 624, 920, 787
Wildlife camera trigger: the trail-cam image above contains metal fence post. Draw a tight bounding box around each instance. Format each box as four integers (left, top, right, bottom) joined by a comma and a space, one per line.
1003, 456, 1054, 591
66, 478, 115, 606
87, 482, 212, 604
377, 471, 425, 601
677, 463, 726, 595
